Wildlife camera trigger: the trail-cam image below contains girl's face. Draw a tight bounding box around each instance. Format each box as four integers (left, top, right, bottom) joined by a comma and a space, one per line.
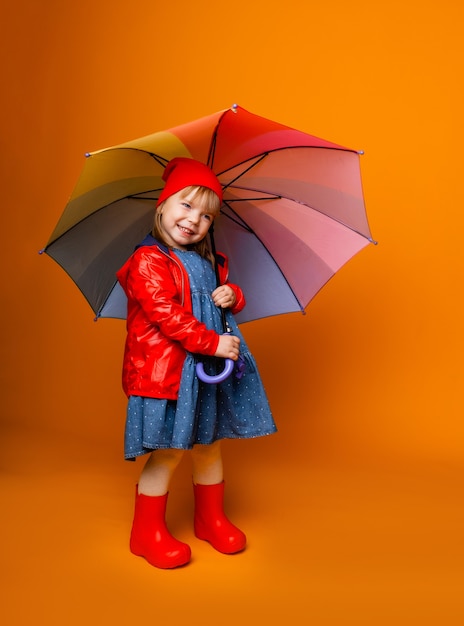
157, 188, 216, 250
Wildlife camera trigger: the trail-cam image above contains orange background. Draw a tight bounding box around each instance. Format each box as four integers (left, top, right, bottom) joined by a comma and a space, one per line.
2, 0, 463, 624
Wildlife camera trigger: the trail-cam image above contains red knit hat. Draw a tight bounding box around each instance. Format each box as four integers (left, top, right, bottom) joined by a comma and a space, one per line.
156, 157, 223, 207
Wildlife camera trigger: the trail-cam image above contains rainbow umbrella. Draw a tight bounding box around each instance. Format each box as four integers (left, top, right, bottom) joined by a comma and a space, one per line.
42, 104, 375, 325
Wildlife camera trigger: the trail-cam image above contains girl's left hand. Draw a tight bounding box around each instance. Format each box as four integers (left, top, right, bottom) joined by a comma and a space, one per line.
212, 285, 236, 309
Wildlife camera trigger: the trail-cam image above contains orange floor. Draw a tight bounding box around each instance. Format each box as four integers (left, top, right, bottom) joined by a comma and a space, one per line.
2, 420, 463, 626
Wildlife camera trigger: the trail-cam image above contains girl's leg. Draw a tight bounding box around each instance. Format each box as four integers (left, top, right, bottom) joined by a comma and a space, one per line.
191, 441, 246, 554
139, 448, 184, 495
191, 440, 223, 485
130, 448, 191, 569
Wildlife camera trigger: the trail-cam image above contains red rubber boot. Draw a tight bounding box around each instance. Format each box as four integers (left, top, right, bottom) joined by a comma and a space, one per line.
129, 487, 191, 569
193, 481, 246, 554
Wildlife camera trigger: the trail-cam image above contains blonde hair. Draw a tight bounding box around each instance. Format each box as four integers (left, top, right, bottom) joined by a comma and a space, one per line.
153, 186, 221, 263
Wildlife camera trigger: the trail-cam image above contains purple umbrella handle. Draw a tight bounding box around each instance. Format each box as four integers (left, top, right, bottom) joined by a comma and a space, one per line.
196, 358, 235, 384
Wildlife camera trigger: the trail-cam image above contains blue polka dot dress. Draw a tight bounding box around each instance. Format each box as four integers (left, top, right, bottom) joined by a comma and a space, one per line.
124, 249, 277, 459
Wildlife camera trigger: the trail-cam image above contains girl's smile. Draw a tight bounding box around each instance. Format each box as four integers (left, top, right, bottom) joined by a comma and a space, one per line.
158, 189, 214, 250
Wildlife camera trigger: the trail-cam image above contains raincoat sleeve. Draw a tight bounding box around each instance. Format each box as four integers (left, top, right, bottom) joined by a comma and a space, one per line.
123, 249, 220, 356
229, 283, 245, 314
216, 252, 246, 314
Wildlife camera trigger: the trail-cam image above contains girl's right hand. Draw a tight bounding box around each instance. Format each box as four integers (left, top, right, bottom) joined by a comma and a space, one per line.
214, 334, 240, 361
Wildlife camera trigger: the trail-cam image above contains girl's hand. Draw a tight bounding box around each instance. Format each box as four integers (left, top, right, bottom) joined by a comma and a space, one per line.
212, 285, 236, 309
214, 334, 240, 361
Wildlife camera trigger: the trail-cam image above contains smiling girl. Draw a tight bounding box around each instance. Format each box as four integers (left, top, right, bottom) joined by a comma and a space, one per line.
116, 157, 276, 569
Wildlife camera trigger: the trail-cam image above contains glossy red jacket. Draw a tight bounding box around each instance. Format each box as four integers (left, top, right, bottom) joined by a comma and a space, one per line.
116, 236, 246, 400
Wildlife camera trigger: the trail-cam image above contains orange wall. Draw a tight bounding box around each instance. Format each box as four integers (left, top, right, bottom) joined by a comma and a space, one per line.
2, 0, 463, 469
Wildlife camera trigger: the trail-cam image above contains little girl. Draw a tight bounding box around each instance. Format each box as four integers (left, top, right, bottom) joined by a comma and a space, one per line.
116, 157, 276, 569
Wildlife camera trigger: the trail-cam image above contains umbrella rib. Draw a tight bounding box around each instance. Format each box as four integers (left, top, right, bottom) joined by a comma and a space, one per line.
217, 151, 375, 247
225, 183, 376, 244
220, 199, 257, 230
221, 199, 305, 313
220, 153, 269, 192
216, 145, 359, 181
149, 154, 170, 168
219, 212, 253, 232
130, 190, 163, 200
207, 108, 232, 169
226, 196, 281, 202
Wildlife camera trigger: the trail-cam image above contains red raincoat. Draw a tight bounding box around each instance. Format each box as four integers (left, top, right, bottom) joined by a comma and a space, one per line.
116, 236, 245, 400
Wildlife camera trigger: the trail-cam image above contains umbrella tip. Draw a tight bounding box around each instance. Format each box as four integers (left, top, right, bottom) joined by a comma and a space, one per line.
231, 103, 238, 113
38, 248, 45, 255
85, 152, 91, 158
358, 150, 365, 155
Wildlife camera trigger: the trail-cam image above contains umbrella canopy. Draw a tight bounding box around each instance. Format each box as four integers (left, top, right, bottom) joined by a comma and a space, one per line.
43, 104, 375, 323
